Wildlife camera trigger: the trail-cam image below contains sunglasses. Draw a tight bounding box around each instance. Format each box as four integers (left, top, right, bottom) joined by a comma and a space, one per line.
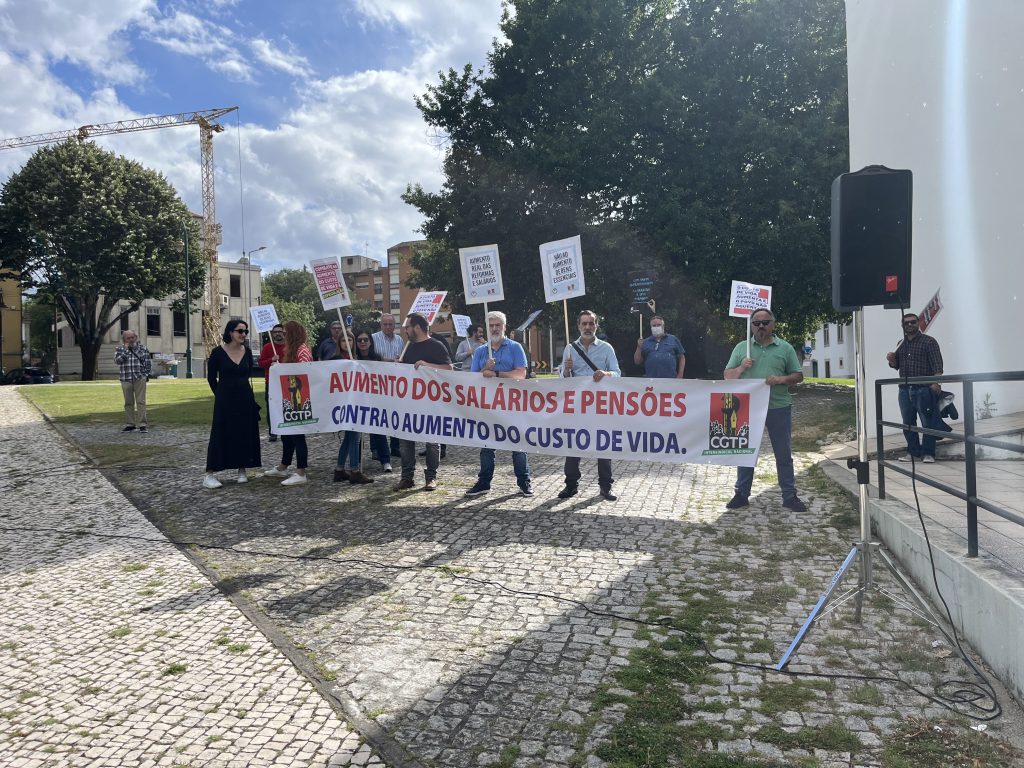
234, 328, 249, 335
751, 320, 772, 327
356, 338, 370, 343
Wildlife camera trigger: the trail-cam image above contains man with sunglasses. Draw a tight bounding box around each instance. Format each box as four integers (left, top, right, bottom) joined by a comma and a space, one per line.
886, 313, 944, 463
724, 308, 806, 512
258, 324, 286, 442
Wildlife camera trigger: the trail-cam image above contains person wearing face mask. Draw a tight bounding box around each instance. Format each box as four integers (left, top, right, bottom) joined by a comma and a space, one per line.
258, 324, 286, 442
633, 315, 686, 379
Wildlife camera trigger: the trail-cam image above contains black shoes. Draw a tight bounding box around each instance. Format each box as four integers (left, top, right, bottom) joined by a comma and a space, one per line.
600, 488, 617, 501
333, 469, 350, 482
465, 482, 490, 497
269, 434, 278, 442
122, 425, 135, 432
783, 497, 808, 512
138, 426, 148, 433
557, 486, 578, 499
518, 483, 534, 497
725, 493, 749, 509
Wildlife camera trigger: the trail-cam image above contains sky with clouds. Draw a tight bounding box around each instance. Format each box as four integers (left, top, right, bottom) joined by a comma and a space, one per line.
0, 0, 506, 271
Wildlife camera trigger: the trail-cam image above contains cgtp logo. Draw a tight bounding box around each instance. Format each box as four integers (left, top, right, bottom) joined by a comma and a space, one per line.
703, 392, 754, 455
277, 373, 318, 428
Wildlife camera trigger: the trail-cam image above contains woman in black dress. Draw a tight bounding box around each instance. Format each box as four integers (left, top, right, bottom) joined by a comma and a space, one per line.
203, 319, 262, 489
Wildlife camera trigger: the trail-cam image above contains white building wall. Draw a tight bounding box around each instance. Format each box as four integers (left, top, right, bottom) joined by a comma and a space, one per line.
805, 322, 856, 379
56, 260, 262, 379
847, 1, 1024, 429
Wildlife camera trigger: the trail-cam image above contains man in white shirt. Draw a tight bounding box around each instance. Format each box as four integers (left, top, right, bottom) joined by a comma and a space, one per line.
372, 314, 404, 362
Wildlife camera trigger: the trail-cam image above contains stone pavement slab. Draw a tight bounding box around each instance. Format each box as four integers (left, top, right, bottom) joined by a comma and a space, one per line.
0, 388, 383, 768
11, 383, 1024, 767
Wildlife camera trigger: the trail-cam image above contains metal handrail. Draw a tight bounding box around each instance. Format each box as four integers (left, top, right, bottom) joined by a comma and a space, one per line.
875, 370, 1024, 557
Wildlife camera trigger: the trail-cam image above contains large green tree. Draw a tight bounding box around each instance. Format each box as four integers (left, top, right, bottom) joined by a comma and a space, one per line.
404, 0, 850, 369
0, 140, 204, 379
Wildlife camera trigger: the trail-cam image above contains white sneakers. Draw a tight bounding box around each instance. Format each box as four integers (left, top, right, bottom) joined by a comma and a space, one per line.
236, 472, 248, 484
263, 468, 291, 478
923, 455, 936, 463
382, 463, 393, 474
203, 475, 223, 489
281, 474, 307, 486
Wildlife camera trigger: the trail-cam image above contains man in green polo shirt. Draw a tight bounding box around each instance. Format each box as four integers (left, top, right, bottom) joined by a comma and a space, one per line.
723, 308, 807, 512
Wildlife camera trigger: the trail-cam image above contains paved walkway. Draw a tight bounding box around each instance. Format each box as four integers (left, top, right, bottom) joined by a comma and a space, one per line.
0, 388, 382, 767
3, 384, 1024, 767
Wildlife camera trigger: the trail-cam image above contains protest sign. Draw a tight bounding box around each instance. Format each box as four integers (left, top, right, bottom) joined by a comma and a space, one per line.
729, 280, 772, 317
269, 360, 769, 467
408, 291, 448, 325
249, 304, 280, 333
917, 289, 943, 333
452, 314, 473, 338
629, 272, 657, 308
459, 244, 505, 304
310, 257, 352, 310
539, 235, 586, 303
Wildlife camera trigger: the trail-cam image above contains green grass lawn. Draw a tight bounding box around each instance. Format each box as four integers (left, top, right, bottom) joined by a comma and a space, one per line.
802, 377, 855, 386
22, 379, 266, 427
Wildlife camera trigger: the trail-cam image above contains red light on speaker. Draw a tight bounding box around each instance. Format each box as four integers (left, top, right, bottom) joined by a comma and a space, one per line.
885, 275, 898, 292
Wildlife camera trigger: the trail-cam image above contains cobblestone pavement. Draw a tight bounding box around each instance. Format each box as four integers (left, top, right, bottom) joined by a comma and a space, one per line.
0, 388, 382, 768
6, 384, 1024, 767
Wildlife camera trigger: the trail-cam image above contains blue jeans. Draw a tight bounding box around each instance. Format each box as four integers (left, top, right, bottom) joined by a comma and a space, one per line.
478, 448, 530, 487
898, 385, 940, 457
735, 405, 796, 501
336, 431, 362, 470
369, 433, 391, 465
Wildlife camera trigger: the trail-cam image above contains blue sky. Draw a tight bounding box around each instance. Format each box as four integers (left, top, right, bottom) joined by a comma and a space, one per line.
0, 0, 506, 271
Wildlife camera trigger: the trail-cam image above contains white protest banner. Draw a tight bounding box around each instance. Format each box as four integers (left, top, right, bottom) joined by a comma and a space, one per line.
269, 361, 770, 467
452, 314, 473, 338
249, 304, 280, 333
310, 257, 352, 311
729, 280, 772, 317
459, 244, 505, 304
408, 291, 448, 325
539, 235, 586, 303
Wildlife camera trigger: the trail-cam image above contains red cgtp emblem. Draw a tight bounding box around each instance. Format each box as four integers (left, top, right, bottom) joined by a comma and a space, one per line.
280, 374, 312, 413
705, 392, 752, 453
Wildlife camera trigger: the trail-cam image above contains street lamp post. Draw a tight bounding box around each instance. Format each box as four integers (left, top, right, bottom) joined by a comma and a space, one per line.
245, 246, 266, 350
0, 290, 10, 377
181, 223, 194, 378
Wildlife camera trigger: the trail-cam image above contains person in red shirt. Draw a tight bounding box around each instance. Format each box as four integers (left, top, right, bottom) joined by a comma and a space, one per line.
258, 324, 286, 442
264, 321, 313, 486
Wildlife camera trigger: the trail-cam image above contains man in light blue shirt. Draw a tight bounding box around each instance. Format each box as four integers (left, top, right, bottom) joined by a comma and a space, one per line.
464, 311, 533, 497
558, 310, 621, 501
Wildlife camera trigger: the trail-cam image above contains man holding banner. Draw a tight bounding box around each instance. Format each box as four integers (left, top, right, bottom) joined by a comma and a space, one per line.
465, 311, 533, 497
394, 313, 454, 492
724, 308, 807, 512
558, 310, 621, 501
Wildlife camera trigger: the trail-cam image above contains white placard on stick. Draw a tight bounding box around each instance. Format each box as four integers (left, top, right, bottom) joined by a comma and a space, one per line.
249, 304, 280, 333
459, 244, 505, 304
539, 235, 586, 303
310, 257, 352, 310
408, 291, 448, 325
729, 280, 773, 317
452, 314, 473, 338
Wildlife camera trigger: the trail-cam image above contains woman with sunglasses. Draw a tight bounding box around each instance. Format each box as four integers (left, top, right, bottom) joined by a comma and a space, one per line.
264, 320, 314, 486
203, 319, 262, 489
351, 329, 393, 473
334, 328, 377, 484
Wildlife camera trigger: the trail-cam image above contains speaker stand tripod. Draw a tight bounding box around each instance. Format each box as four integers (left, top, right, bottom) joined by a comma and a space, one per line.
774, 309, 956, 671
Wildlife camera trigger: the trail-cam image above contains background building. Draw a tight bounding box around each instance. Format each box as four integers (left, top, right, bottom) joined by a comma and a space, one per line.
805, 321, 854, 379
0, 278, 24, 375
55, 257, 262, 379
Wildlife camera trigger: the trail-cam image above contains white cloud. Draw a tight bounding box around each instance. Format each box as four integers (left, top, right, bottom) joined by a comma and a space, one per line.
251, 38, 312, 78
141, 10, 254, 82
0, 0, 153, 84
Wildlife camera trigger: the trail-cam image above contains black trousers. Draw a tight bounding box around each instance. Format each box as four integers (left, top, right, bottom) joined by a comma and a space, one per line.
564, 457, 613, 489
281, 435, 308, 469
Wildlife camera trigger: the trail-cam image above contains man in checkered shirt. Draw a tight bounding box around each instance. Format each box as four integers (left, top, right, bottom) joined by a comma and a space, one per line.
886, 312, 944, 463
114, 330, 152, 433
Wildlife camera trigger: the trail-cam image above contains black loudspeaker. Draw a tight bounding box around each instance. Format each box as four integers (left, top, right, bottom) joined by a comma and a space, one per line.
831, 166, 912, 311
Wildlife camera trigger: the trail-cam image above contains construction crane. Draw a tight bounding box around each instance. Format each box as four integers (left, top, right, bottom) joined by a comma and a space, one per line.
1, 107, 239, 352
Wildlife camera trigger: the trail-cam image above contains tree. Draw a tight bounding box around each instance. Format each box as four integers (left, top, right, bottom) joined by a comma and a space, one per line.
404, 0, 850, 366
0, 140, 204, 379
